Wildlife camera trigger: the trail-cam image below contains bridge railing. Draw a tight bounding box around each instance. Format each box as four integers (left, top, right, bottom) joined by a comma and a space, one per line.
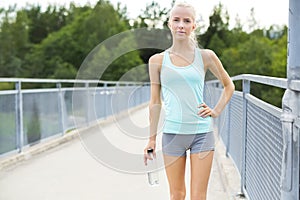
205, 74, 300, 200
0, 78, 150, 157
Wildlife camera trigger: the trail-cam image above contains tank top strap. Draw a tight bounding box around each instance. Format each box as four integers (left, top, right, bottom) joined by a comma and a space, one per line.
162, 48, 204, 69
162, 49, 171, 69
193, 48, 205, 71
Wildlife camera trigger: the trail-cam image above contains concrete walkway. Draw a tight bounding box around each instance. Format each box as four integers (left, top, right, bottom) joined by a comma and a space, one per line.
0, 106, 244, 200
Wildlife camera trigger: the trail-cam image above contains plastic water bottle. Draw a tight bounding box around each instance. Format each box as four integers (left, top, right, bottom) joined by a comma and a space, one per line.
147, 149, 159, 186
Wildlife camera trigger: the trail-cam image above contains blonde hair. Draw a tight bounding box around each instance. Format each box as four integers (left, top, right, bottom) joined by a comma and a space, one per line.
168, 2, 198, 47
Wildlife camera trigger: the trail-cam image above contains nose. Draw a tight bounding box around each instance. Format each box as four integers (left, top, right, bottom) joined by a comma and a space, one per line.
178, 21, 184, 29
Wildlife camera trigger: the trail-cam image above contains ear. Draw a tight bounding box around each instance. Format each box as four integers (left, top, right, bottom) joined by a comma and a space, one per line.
192, 23, 196, 30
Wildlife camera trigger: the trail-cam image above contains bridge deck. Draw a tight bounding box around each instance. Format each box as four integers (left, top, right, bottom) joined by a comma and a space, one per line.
0, 106, 242, 200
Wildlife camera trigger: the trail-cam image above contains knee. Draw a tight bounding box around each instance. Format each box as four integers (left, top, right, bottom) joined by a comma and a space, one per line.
170, 190, 186, 200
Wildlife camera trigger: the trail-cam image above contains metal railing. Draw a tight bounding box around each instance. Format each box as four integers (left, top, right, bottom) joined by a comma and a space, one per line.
1, 74, 299, 199
0, 78, 150, 156
205, 74, 300, 200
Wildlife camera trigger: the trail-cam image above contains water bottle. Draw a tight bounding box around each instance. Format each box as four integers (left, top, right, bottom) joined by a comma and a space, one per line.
147, 149, 159, 186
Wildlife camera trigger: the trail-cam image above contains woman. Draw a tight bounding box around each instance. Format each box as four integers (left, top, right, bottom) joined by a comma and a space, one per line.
144, 2, 235, 200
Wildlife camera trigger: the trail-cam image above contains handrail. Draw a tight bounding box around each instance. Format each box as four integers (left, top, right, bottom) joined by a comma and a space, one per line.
207, 74, 300, 92
206, 73, 300, 199
231, 74, 288, 89
0, 78, 151, 156
0, 77, 147, 86
289, 79, 300, 91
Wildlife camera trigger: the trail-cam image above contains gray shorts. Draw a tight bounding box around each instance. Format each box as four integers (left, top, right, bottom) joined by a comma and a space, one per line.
162, 132, 215, 157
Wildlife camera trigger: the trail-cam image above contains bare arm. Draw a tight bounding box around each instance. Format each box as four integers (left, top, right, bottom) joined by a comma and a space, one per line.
199, 49, 235, 118
144, 54, 163, 165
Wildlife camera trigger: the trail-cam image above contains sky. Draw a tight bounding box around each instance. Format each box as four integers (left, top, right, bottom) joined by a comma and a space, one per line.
0, 0, 289, 29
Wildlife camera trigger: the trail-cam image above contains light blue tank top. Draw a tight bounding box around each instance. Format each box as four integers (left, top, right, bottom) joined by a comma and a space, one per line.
160, 48, 213, 134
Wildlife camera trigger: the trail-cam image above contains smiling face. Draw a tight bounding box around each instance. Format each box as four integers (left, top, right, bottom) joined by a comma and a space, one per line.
168, 5, 196, 41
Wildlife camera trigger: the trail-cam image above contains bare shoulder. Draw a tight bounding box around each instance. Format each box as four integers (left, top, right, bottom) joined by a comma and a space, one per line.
199, 48, 220, 70
149, 52, 164, 65
149, 52, 164, 71
199, 49, 218, 61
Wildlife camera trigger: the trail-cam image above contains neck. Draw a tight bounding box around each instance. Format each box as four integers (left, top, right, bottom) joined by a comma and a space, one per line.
169, 40, 195, 54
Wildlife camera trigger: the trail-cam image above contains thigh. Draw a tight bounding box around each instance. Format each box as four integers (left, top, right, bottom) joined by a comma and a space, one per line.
190, 132, 215, 154
162, 133, 190, 157
190, 151, 214, 199
163, 155, 187, 194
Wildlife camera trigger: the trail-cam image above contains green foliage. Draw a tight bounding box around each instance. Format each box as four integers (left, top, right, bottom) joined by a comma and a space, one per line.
24, 4, 69, 44
198, 3, 229, 48
0, 1, 289, 107
0, 8, 31, 77
0, 1, 127, 79
133, 0, 170, 29
221, 35, 273, 76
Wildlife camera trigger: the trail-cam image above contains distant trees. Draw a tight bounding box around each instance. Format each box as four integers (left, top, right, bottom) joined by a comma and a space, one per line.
0, 0, 143, 81
0, 0, 287, 106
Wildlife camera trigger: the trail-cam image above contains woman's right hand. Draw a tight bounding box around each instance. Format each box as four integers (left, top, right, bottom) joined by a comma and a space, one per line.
143, 140, 156, 166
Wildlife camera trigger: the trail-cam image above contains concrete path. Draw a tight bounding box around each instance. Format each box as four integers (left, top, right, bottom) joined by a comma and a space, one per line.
0, 106, 244, 200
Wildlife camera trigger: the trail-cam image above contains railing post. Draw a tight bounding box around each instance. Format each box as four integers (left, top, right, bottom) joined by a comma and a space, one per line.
225, 100, 231, 157
139, 83, 143, 105
15, 81, 24, 153
103, 82, 107, 119
280, 0, 300, 199
281, 90, 298, 199
217, 83, 223, 130
85, 82, 90, 126
57, 83, 66, 135
115, 82, 120, 114
240, 79, 250, 196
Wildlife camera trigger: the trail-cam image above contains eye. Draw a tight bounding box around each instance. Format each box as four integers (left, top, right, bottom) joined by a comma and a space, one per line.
184, 19, 191, 23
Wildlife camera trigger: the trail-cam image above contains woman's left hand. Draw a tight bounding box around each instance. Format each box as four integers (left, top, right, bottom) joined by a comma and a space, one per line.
197, 103, 217, 118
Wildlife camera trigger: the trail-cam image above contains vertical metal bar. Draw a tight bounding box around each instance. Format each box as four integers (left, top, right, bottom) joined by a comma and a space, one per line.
85, 82, 90, 126
115, 82, 120, 114
287, 0, 300, 81
15, 81, 24, 153
281, 90, 299, 200
281, 91, 295, 193
240, 79, 250, 195
218, 83, 223, 136
225, 100, 231, 157
213, 82, 218, 131
57, 83, 65, 135
15, 82, 19, 152
281, 0, 300, 199
139, 84, 142, 105
103, 82, 107, 119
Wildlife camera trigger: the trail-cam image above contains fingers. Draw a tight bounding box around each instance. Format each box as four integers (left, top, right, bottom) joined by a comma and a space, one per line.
198, 103, 213, 118
144, 145, 156, 166
144, 151, 155, 165
144, 153, 152, 166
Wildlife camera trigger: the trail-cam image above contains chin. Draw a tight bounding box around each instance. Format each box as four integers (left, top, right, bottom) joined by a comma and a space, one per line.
174, 35, 188, 40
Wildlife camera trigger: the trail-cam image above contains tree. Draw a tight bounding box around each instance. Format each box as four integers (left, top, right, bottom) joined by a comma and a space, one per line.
247, 8, 259, 32
25, 4, 69, 44
22, 0, 140, 80
0, 8, 30, 77
0, 0, 289, 101
207, 33, 226, 56
198, 3, 229, 48
131, 1, 173, 66
220, 30, 286, 107
133, 1, 170, 29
